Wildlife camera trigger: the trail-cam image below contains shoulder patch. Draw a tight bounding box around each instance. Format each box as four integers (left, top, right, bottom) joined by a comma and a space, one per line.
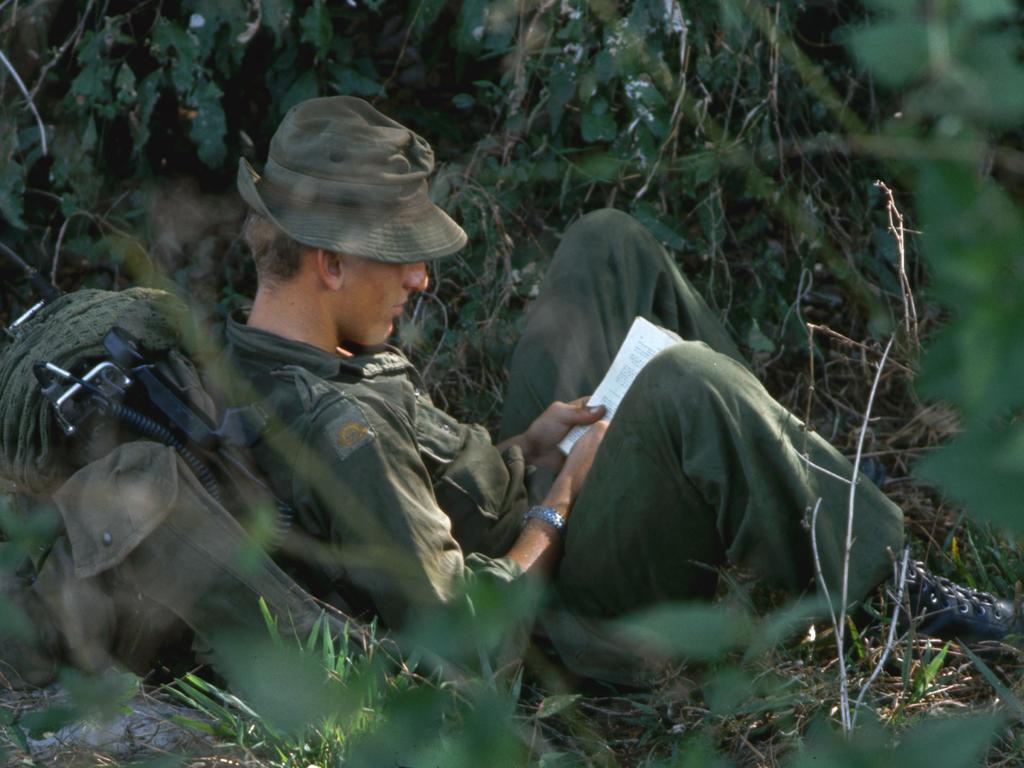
324, 401, 376, 462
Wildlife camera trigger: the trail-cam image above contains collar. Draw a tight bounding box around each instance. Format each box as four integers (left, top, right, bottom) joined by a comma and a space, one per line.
225, 309, 413, 380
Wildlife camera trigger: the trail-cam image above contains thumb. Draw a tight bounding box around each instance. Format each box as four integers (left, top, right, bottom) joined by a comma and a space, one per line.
566, 399, 605, 424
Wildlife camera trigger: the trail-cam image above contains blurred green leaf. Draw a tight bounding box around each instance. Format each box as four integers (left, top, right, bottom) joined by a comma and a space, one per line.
151, 19, 200, 93
401, 687, 525, 768
581, 109, 617, 144
342, 684, 449, 766
299, 0, 333, 62
790, 712, 1000, 767
189, 79, 227, 167
916, 426, 1024, 535
187, 0, 250, 61
546, 64, 576, 134
962, 0, 1014, 21
0, 157, 27, 229
593, 50, 617, 82
893, 712, 1002, 768
613, 602, 754, 662
456, 0, 489, 55
704, 667, 754, 715
282, 70, 320, 112
408, 0, 446, 42
745, 320, 775, 354
210, 632, 357, 734
631, 202, 687, 250
845, 21, 927, 88
332, 67, 383, 97
114, 64, 138, 106
62, 668, 140, 722
18, 705, 79, 739
745, 597, 826, 657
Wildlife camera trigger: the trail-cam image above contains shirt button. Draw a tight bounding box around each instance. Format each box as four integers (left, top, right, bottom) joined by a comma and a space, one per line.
442, 424, 451, 433
102, 532, 113, 546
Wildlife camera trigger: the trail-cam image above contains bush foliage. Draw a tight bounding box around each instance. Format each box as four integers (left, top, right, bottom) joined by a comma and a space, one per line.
2, 0, 1024, 765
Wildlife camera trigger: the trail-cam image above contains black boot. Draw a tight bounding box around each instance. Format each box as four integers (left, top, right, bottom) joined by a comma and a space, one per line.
904, 561, 1023, 643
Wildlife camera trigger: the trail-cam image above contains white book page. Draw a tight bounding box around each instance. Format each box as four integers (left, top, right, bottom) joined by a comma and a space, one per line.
558, 317, 682, 454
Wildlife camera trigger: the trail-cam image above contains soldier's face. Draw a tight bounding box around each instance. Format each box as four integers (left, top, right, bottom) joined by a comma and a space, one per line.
334, 253, 429, 345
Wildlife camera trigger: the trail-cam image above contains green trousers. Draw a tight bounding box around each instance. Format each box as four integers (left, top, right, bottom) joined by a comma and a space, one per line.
501, 209, 904, 681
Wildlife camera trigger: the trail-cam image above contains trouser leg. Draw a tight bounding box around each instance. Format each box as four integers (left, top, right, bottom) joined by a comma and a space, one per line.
500, 208, 746, 441
500, 209, 903, 609
556, 343, 904, 619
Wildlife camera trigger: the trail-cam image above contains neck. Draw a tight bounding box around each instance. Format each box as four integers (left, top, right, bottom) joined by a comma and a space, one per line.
248, 281, 337, 352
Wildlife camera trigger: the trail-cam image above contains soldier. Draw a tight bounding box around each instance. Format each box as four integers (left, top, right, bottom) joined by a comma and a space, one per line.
220, 96, 1019, 683
1, 96, 1014, 691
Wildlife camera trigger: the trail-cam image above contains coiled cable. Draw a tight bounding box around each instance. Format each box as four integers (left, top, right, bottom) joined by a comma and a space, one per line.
101, 399, 222, 504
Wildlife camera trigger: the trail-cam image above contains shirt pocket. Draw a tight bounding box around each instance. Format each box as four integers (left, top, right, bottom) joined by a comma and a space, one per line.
414, 405, 463, 471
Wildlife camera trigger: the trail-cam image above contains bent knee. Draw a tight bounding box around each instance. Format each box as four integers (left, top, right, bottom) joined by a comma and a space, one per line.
637, 342, 753, 403
567, 208, 639, 236
564, 208, 655, 248
558, 209, 664, 269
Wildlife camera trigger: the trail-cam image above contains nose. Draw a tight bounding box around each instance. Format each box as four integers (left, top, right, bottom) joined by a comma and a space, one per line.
403, 262, 429, 292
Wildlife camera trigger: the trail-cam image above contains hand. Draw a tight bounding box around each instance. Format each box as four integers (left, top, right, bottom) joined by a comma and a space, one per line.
544, 418, 609, 517
519, 397, 606, 472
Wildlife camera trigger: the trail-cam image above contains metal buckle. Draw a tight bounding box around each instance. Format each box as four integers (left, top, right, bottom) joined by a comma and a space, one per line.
36, 360, 132, 435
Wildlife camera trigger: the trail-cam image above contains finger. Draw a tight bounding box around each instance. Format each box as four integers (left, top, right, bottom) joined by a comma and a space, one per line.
561, 402, 605, 424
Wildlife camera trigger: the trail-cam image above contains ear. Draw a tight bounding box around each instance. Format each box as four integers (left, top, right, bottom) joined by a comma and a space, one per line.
314, 248, 345, 290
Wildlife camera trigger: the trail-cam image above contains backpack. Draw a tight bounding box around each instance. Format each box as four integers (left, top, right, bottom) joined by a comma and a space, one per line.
0, 287, 369, 687
0, 287, 283, 525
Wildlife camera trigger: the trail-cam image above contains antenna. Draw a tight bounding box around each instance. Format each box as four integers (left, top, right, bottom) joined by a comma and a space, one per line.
0, 241, 62, 339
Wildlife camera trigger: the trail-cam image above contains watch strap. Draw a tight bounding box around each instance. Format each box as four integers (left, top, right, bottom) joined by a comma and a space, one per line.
523, 504, 566, 535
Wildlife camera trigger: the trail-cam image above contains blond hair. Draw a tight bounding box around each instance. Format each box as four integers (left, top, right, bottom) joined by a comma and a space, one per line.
242, 210, 304, 283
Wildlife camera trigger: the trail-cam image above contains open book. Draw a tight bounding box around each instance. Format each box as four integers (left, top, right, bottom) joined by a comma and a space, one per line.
558, 316, 682, 454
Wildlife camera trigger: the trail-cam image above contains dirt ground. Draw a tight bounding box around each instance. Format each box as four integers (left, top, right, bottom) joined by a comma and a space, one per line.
1, 683, 215, 765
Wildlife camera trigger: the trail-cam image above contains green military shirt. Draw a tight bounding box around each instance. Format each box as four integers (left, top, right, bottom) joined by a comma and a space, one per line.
219, 312, 529, 629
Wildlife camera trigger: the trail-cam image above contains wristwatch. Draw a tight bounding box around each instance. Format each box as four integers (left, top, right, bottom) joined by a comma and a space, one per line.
523, 505, 566, 535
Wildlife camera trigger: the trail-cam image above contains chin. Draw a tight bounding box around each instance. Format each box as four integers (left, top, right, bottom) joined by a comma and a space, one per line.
363, 325, 393, 347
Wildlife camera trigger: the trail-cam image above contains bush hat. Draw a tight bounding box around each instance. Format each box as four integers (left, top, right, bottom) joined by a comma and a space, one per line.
237, 96, 467, 263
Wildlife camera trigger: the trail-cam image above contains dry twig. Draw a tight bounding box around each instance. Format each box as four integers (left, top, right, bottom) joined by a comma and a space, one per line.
852, 546, 910, 727
805, 323, 914, 376
0, 46, 47, 155
875, 180, 919, 349
836, 335, 895, 732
